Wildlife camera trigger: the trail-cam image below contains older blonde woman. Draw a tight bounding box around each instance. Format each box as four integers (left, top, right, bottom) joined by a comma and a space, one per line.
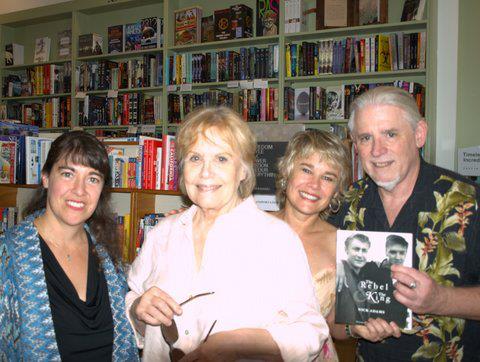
126, 107, 328, 361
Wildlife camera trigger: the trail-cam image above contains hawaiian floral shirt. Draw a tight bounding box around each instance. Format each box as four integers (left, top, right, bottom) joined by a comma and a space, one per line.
331, 159, 480, 361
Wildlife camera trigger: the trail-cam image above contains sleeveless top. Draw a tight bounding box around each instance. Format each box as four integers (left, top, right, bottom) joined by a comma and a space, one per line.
313, 268, 339, 362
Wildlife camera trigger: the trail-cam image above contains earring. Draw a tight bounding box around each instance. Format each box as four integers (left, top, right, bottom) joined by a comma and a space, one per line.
329, 198, 340, 213
280, 179, 287, 189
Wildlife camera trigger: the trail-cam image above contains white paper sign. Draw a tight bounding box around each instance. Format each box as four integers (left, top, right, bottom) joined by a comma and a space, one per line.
141, 125, 156, 133
107, 89, 118, 98
253, 79, 268, 89
253, 194, 280, 211
239, 80, 254, 89
75, 92, 86, 99
180, 83, 192, 91
167, 85, 177, 91
458, 146, 480, 176
127, 126, 138, 134
227, 81, 239, 88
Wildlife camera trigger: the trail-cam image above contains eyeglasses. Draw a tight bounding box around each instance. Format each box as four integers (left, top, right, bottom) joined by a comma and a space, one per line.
161, 292, 216, 362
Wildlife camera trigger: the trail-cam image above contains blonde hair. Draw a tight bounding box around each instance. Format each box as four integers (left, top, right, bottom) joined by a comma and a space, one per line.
276, 129, 351, 219
176, 107, 257, 198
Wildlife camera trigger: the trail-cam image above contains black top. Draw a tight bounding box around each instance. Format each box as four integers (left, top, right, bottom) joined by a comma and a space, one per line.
39, 233, 113, 361
331, 160, 480, 361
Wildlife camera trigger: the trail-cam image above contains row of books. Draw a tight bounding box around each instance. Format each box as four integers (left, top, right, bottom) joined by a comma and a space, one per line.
168, 87, 280, 123
76, 55, 163, 92
168, 91, 235, 124
6, 97, 71, 128
0, 207, 18, 234
79, 94, 162, 126
3, 63, 72, 98
107, 17, 164, 54
284, 81, 426, 121
0, 121, 39, 185
25, 136, 53, 184
105, 134, 178, 192
115, 213, 131, 261
285, 31, 426, 77
167, 45, 279, 85
135, 212, 165, 257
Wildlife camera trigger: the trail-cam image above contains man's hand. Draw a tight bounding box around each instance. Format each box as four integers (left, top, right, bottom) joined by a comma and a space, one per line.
351, 319, 402, 342
391, 264, 444, 315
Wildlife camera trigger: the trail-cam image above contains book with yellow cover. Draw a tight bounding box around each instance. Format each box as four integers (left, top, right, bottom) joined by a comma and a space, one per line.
377, 34, 391, 72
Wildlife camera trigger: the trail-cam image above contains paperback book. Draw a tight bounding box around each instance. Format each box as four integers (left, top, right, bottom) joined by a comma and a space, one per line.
335, 230, 413, 329
174, 6, 202, 46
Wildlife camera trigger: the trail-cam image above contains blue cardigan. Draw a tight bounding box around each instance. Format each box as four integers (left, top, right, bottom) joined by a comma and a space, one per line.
0, 212, 139, 361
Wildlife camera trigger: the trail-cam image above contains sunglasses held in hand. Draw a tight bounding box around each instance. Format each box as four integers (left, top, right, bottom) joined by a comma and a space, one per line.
161, 292, 216, 362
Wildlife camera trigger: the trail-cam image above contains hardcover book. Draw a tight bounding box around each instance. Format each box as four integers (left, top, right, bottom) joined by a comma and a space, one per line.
174, 6, 202, 46
316, 0, 357, 29
256, 0, 279, 36
294, 87, 310, 120
325, 85, 344, 119
108, 25, 124, 53
5, 43, 24, 66
230, 4, 253, 39
57, 30, 72, 58
124, 22, 142, 52
214, 8, 232, 41
335, 230, 413, 329
34, 37, 51, 63
358, 0, 388, 26
201, 16, 215, 43
78, 33, 103, 57
141, 17, 159, 49
0, 140, 16, 184
401, 0, 426, 22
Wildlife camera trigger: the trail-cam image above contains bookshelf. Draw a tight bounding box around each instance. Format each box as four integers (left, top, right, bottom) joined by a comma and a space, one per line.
0, 0, 437, 260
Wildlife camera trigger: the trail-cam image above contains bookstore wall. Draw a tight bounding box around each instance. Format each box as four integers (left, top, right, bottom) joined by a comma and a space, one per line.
0, 0, 432, 261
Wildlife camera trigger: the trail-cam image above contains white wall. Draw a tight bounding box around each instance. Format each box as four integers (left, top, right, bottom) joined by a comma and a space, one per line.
434, 0, 458, 171
0, 0, 71, 15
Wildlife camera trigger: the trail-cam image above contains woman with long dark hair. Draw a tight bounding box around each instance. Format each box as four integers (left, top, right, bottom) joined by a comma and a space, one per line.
0, 131, 138, 361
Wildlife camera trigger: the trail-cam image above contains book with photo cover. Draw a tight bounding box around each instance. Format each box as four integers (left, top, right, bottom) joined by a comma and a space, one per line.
124, 22, 142, 52
34, 37, 51, 63
335, 230, 413, 329
256, 0, 279, 36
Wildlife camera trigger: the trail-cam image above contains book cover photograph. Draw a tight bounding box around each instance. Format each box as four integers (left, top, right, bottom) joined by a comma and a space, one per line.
325, 85, 344, 119
141, 17, 158, 49
335, 230, 413, 329
34, 37, 51, 63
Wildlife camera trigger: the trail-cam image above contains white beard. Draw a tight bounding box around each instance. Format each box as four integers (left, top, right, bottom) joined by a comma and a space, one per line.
374, 176, 401, 192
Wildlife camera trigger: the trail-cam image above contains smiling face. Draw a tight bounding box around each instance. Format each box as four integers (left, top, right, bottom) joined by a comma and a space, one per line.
386, 244, 407, 266
353, 104, 427, 193
285, 153, 339, 217
345, 238, 370, 272
42, 159, 104, 230
183, 132, 246, 217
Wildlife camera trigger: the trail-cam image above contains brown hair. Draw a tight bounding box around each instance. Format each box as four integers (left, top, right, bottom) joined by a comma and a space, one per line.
23, 131, 121, 266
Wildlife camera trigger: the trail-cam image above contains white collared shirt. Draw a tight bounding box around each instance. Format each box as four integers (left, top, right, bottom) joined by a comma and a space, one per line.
126, 196, 328, 361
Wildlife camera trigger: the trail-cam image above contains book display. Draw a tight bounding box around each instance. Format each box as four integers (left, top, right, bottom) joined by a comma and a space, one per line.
0, 0, 436, 262
335, 230, 414, 329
